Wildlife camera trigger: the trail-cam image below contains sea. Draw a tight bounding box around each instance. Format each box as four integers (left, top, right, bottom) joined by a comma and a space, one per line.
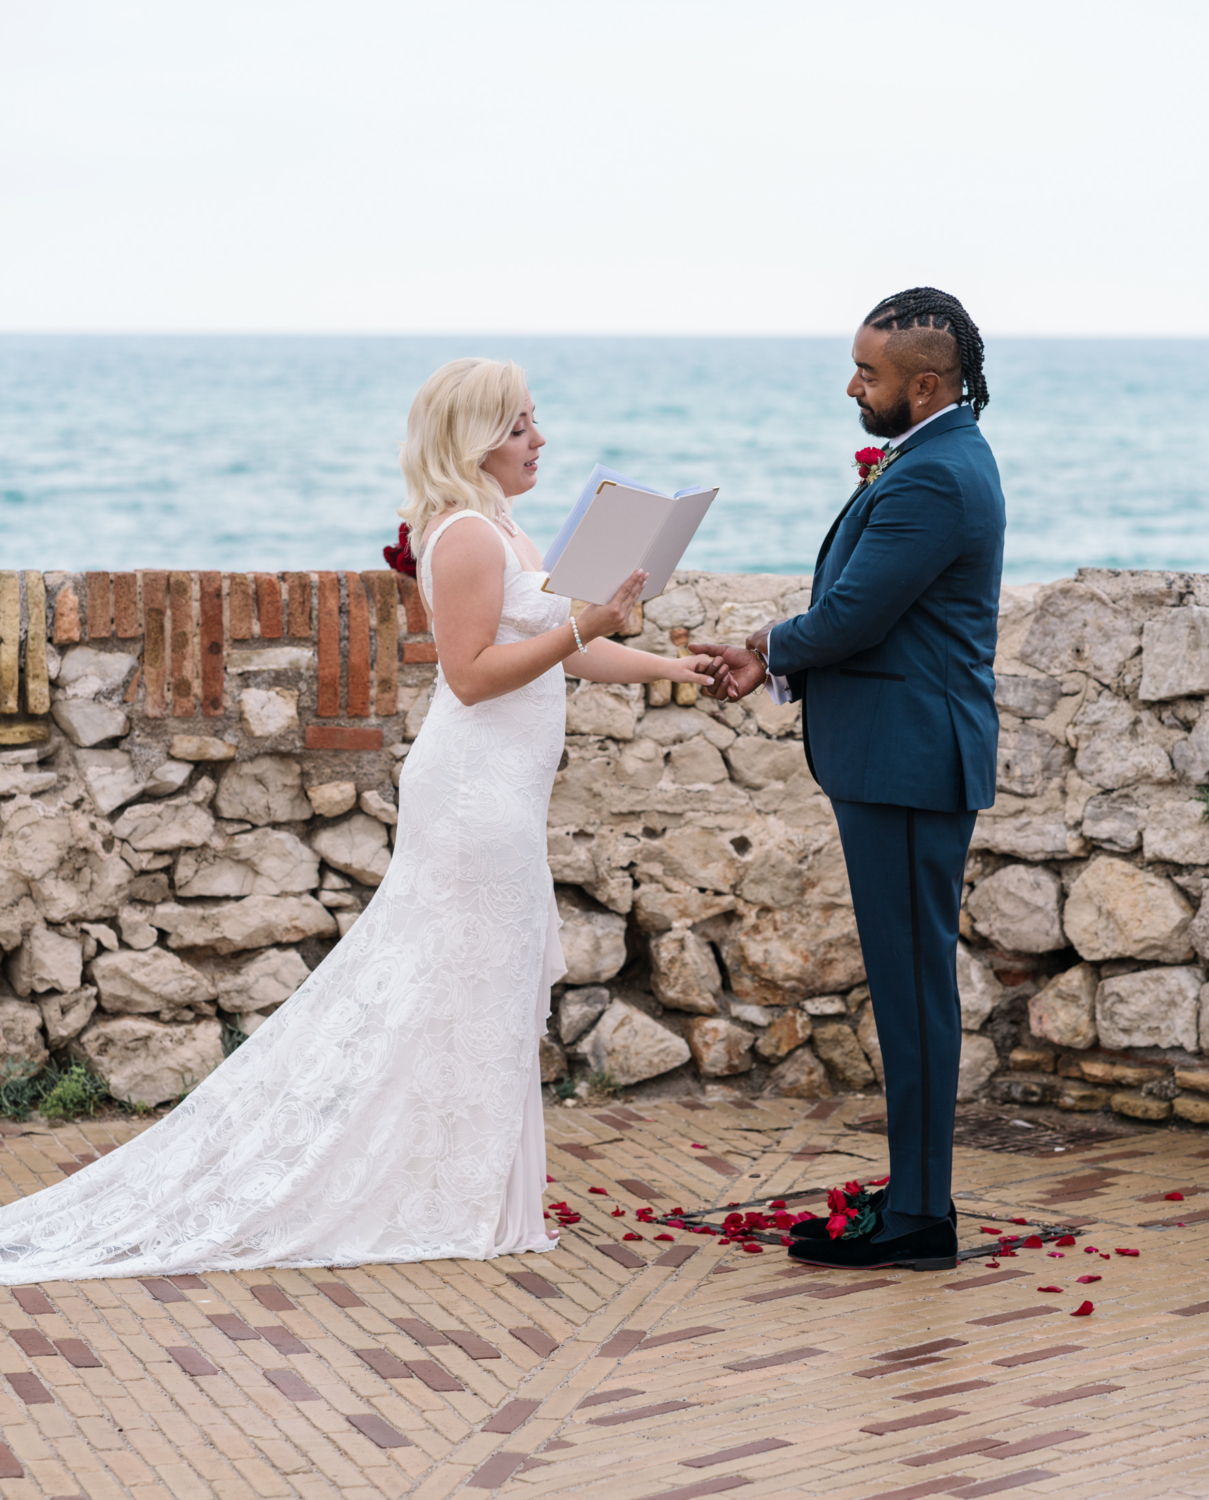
1, 335, 1205, 583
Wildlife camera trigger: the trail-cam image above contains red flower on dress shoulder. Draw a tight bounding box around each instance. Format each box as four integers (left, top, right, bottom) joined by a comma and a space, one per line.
383, 522, 417, 577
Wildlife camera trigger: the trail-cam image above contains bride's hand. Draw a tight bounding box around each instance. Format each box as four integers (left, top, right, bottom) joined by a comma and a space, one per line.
669, 653, 720, 686
575, 570, 648, 643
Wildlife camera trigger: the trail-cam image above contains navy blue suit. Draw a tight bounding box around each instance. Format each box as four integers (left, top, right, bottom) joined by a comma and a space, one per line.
768, 405, 1005, 1217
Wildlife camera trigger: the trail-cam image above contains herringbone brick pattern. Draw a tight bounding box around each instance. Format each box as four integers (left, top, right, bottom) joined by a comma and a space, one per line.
0, 1096, 1206, 1499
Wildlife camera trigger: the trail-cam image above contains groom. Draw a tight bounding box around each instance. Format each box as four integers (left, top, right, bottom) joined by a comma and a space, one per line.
696, 287, 1005, 1271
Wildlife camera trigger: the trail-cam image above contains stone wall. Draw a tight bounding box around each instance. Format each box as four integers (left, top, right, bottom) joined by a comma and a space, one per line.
2, 565, 1209, 1122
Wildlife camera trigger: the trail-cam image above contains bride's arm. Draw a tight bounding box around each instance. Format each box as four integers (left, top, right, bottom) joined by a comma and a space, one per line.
431, 523, 714, 706
565, 637, 717, 686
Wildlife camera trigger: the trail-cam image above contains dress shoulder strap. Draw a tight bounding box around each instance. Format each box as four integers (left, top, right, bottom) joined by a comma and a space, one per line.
422, 507, 510, 559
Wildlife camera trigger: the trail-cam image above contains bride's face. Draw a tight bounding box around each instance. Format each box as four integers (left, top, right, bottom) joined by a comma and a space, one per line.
480, 394, 545, 498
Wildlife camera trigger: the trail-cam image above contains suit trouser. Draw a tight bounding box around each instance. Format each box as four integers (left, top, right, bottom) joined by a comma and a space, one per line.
830, 799, 977, 1219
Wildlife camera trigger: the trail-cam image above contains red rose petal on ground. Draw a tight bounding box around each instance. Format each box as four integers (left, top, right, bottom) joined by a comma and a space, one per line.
673, 1207, 687, 1214
1071, 1300, 1094, 1316
1055, 1234, 1077, 1246
742, 1243, 763, 1254
654, 1233, 674, 1241
1047, 1252, 1065, 1258
611, 1208, 625, 1217
1165, 1191, 1185, 1201
1084, 1245, 1099, 1253
1022, 1234, 1044, 1248
980, 1227, 1003, 1234
1038, 1285, 1063, 1293
1100, 1253, 1111, 1259
666, 1218, 685, 1228
690, 1143, 705, 1149
985, 1261, 1000, 1268
770, 1199, 786, 1208
780, 1235, 791, 1246
1115, 1248, 1140, 1256
1011, 1217, 1028, 1224
546, 1175, 555, 1183
622, 1233, 643, 1241
870, 1175, 890, 1186
589, 1187, 608, 1195
1077, 1274, 1102, 1284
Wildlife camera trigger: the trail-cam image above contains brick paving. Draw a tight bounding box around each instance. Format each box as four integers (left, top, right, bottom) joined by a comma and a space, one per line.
0, 1098, 1206, 1498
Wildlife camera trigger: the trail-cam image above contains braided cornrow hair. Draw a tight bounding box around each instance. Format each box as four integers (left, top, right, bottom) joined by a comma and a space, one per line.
864, 287, 989, 419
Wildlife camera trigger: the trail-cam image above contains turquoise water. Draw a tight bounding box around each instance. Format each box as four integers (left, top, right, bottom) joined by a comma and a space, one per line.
0, 335, 1204, 582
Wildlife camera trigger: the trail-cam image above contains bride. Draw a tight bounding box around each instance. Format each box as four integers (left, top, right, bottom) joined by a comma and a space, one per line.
0, 357, 717, 1280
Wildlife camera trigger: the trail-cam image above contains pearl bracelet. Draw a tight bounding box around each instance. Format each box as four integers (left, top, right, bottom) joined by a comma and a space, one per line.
570, 615, 588, 655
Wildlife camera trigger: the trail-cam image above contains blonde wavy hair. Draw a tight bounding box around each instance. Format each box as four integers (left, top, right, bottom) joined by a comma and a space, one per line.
398, 357, 529, 546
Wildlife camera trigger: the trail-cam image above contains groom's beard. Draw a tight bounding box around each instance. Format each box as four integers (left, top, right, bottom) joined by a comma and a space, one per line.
858, 392, 913, 440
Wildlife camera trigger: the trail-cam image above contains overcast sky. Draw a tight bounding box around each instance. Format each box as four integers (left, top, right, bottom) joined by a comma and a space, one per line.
2, 0, 1205, 336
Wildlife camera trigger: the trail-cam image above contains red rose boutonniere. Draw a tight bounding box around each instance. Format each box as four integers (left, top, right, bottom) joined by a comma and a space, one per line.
853, 446, 898, 486
383, 522, 417, 577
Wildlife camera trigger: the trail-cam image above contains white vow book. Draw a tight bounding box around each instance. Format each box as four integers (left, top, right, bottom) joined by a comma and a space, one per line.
541, 464, 718, 605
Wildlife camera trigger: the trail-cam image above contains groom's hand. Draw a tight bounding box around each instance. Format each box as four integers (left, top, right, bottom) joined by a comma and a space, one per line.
687, 643, 767, 701
745, 620, 775, 658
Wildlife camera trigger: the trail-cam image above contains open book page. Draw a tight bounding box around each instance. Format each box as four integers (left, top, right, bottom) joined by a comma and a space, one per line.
542, 464, 661, 574
543, 476, 717, 605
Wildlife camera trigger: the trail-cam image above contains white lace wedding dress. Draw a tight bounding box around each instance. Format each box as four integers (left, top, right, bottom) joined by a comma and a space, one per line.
0, 510, 569, 1281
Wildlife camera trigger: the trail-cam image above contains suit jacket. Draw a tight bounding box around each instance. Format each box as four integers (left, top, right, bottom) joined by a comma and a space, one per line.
766, 405, 1005, 812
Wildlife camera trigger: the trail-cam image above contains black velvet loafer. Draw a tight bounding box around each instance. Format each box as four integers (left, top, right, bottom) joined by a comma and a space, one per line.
789, 1195, 957, 1240
786, 1213, 959, 1271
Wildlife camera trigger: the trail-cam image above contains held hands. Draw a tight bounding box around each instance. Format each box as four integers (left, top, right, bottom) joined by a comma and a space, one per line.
688, 619, 780, 701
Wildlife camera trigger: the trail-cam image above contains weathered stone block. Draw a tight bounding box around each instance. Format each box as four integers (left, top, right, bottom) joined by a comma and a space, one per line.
1055, 1083, 1111, 1112
175, 828, 319, 898
632, 885, 735, 933
239, 687, 299, 738
967, 864, 1066, 953
555, 892, 627, 984
56, 646, 138, 696
151, 895, 337, 955
812, 1020, 875, 1088
111, 794, 216, 852
565, 683, 640, 740
144, 760, 193, 798
359, 789, 397, 826
1174, 1095, 1209, 1124
994, 674, 1062, 719
649, 928, 722, 1014
306, 781, 357, 818
1071, 694, 1171, 790
556, 986, 610, 1045
724, 739, 803, 790
1082, 791, 1143, 852
573, 999, 690, 1084
1111, 1090, 1171, 1121
215, 755, 312, 825
7, 925, 83, 996
764, 1043, 831, 1099
1175, 1066, 1209, 1094
539, 1033, 567, 1082
721, 895, 865, 1005
755, 1008, 812, 1061
1018, 580, 1141, 684
1029, 962, 1099, 1049
957, 1033, 999, 1100
635, 826, 741, 895
50, 699, 130, 748
170, 735, 236, 762
72, 1016, 223, 1106
37, 986, 98, 1047
77, 749, 145, 815
635, 704, 736, 749
997, 724, 1068, 797
644, 586, 705, 630
1064, 857, 1193, 962
1142, 800, 1209, 865
969, 808, 1073, 861
0, 997, 48, 1070
668, 738, 727, 784
91, 947, 218, 1015
310, 814, 391, 886
1139, 606, 1209, 701
1096, 965, 1202, 1051
688, 1016, 753, 1076
211, 946, 311, 1013
956, 942, 1003, 1030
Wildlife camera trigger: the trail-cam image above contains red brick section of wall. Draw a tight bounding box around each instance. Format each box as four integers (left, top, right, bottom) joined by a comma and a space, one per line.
5, 571, 431, 738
